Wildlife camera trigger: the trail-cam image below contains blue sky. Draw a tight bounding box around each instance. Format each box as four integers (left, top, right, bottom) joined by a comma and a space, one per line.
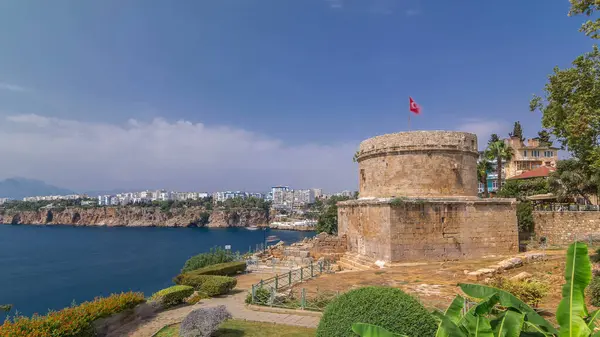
0, 0, 593, 193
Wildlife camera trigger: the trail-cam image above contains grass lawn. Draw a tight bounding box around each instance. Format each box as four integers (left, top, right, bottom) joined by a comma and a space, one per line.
155, 319, 316, 336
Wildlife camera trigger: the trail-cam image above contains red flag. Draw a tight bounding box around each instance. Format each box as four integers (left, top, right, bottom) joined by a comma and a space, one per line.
409, 97, 421, 114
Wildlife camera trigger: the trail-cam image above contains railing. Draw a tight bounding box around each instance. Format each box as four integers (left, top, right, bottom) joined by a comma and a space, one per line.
533, 203, 600, 212
250, 287, 339, 311
249, 260, 334, 311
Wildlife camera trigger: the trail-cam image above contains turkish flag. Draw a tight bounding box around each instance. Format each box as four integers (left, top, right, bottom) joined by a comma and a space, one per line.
409, 97, 421, 114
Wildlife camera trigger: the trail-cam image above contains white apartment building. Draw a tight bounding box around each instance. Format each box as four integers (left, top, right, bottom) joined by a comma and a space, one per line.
271, 187, 316, 209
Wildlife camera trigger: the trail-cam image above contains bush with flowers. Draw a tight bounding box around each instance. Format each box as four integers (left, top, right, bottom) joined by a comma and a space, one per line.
0, 291, 145, 337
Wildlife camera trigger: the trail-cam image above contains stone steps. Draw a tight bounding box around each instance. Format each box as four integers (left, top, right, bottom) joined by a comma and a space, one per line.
338, 253, 379, 271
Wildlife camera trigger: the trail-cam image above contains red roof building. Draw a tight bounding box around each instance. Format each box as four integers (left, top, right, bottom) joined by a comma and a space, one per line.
507, 166, 556, 180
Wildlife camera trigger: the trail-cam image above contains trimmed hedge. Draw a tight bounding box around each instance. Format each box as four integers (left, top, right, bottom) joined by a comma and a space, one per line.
316, 287, 437, 337
173, 273, 214, 289
0, 292, 145, 337
182, 247, 236, 273
151, 285, 195, 308
190, 261, 247, 276
174, 274, 237, 297
199, 276, 237, 297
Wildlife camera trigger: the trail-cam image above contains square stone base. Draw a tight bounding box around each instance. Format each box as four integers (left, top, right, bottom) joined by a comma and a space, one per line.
337, 197, 518, 262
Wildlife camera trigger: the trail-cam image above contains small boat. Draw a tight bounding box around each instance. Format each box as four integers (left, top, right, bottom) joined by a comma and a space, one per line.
266, 235, 279, 242
246, 226, 259, 231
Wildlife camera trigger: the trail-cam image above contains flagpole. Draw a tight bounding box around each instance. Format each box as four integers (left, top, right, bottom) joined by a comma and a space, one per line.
408, 97, 411, 131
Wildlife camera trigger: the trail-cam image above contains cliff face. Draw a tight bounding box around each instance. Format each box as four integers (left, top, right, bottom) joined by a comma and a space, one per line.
0, 207, 269, 227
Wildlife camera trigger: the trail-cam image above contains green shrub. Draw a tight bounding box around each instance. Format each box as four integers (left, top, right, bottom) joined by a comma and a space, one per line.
516, 201, 534, 233
185, 292, 206, 305
188, 261, 247, 276
592, 248, 600, 263
245, 287, 271, 305
0, 292, 145, 337
589, 275, 600, 307
488, 276, 549, 307
151, 285, 194, 308
199, 276, 237, 297
182, 247, 235, 273
173, 273, 214, 289
316, 286, 437, 337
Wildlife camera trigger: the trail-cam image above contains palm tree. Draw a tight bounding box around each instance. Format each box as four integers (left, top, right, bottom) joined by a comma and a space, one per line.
477, 158, 493, 198
486, 140, 514, 191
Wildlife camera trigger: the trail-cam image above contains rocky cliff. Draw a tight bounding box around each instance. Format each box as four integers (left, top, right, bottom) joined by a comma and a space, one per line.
0, 206, 268, 227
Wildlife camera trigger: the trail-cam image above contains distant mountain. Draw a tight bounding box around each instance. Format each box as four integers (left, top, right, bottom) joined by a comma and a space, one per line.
0, 178, 75, 199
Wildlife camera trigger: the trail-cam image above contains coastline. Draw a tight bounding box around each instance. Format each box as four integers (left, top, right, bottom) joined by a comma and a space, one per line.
0, 206, 268, 228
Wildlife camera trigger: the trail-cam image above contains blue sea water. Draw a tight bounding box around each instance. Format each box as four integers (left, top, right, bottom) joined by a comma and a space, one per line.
0, 225, 314, 318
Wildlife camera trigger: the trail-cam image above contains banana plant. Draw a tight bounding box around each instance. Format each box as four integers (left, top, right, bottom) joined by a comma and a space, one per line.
351, 242, 600, 337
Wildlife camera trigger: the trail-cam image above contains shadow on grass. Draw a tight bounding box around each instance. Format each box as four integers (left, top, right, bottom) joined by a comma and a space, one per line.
213, 328, 245, 336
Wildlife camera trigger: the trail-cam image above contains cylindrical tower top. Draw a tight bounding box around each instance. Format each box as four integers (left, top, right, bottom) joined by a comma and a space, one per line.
357, 131, 479, 198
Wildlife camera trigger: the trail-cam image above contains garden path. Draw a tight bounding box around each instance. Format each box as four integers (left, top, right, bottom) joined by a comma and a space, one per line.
111, 273, 321, 337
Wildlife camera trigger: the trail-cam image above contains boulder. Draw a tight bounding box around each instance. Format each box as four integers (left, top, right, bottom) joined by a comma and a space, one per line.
510, 272, 533, 281
496, 257, 523, 271
523, 253, 545, 262
180, 305, 232, 337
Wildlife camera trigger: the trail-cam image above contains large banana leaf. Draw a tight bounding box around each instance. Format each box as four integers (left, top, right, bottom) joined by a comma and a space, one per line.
435, 295, 465, 337
351, 323, 407, 337
459, 283, 557, 334
521, 321, 554, 337
556, 242, 592, 337
492, 309, 524, 337
432, 311, 468, 337
587, 310, 600, 331
459, 294, 498, 337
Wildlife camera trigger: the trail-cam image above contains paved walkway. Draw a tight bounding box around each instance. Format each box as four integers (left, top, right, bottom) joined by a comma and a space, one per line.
111, 290, 320, 337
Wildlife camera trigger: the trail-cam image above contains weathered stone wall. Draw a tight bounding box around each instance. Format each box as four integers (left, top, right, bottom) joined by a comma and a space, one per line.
309, 232, 347, 261
338, 198, 518, 262
533, 211, 600, 245
357, 131, 479, 198
338, 202, 392, 260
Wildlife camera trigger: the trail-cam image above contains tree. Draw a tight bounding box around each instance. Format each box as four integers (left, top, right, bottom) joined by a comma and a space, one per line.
488, 133, 499, 146
352, 150, 360, 163
486, 141, 514, 190
315, 195, 350, 234
476, 158, 492, 198
537, 130, 552, 146
531, 46, 600, 172
548, 158, 599, 203
570, 0, 600, 39
508, 121, 524, 141
496, 178, 549, 200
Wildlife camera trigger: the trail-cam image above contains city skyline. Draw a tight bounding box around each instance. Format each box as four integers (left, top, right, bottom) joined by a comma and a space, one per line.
0, 1, 589, 192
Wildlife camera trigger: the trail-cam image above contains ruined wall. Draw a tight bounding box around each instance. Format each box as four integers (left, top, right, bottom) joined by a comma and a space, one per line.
533, 211, 600, 245
309, 232, 347, 261
357, 131, 479, 198
338, 198, 518, 262
338, 202, 392, 260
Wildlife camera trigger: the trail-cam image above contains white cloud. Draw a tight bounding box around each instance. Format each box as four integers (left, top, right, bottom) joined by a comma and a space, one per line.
326, 0, 344, 9
0, 82, 28, 92
454, 119, 510, 150
0, 114, 358, 193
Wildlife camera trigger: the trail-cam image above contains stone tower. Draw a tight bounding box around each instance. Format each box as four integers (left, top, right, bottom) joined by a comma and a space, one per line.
338, 131, 518, 262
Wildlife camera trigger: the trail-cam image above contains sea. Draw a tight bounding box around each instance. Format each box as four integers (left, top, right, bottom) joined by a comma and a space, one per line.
0, 225, 314, 319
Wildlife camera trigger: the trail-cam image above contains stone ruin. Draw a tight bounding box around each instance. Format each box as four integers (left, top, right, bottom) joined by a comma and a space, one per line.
337, 131, 519, 263
253, 232, 347, 267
